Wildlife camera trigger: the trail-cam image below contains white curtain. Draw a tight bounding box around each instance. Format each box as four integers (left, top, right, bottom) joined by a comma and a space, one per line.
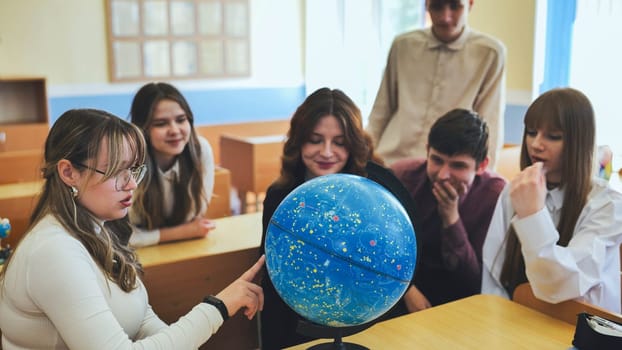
570, 0, 622, 167
304, 0, 423, 123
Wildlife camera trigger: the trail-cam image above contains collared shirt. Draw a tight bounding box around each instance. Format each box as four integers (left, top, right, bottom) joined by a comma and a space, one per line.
367, 26, 506, 166
482, 179, 622, 313
391, 158, 505, 306
129, 136, 215, 247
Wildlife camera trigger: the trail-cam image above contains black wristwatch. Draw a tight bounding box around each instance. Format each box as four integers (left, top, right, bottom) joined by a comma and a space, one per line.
203, 295, 229, 321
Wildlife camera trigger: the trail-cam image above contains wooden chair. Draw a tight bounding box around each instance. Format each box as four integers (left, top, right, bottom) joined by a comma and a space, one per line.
495, 144, 521, 181
205, 166, 232, 218
195, 119, 289, 165
0, 149, 44, 184
0, 167, 232, 250
0, 181, 42, 248
512, 282, 622, 325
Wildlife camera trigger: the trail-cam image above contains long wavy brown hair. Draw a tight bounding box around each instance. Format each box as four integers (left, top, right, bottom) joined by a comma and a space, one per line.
129, 82, 206, 230
499, 88, 595, 295
273, 88, 382, 189
0, 109, 146, 292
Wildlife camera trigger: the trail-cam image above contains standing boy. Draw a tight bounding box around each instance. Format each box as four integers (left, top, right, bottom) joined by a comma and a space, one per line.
368, 0, 506, 166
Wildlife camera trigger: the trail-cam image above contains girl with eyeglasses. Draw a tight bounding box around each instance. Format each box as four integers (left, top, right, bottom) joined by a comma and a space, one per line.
128, 82, 216, 247
0, 109, 264, 349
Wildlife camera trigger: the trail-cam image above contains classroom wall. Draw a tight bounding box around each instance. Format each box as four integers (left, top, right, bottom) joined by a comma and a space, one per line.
0, 0, 536, 143
470, 0, 535, 93
469, 0, 536, 144
0, 1, 108, 83
0, 0, 306, 125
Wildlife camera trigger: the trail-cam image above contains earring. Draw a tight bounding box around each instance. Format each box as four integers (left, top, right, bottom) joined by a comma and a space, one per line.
71, 186, 78, 198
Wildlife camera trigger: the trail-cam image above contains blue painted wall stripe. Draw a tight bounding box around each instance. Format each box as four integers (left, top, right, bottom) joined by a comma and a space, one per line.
49, 85, 307, 126
47, 84, 527, 145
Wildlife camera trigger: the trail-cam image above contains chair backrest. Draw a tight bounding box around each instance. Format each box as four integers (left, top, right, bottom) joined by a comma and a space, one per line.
495, 145, 521, 181
512, 282, 622, 325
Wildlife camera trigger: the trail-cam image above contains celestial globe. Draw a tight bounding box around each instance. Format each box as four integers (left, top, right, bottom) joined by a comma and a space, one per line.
0, 218, 10, 239
264, 173, 417, 327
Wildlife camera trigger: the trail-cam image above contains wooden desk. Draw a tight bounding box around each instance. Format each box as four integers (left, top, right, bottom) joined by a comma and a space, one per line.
287, 294, 576, 349
206, 166, 232, 218
0, 167, 231, 249
196, 119, 289, 166
0, 149, 44, 184
219, 134, 285, 211
137, 212, 262, 350
0, 180, 42, 248
496, 145, 521, 180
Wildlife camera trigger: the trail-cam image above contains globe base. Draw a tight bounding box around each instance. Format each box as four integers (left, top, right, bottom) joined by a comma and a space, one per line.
307, 340, 369, 350
297, 320, 373, 350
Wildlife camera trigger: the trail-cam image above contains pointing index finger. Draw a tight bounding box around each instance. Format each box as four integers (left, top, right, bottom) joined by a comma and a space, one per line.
240, 255, 266, 282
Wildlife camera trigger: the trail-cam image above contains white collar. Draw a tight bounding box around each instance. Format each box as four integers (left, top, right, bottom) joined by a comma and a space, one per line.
546, 186, 565, 212
160, 159, 180, 182
426, 26, 471, 50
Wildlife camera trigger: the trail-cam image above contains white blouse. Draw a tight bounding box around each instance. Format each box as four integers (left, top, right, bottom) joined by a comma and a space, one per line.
482, 178, 622, 313
0, 215, 223, 349
129, 136, 215, 247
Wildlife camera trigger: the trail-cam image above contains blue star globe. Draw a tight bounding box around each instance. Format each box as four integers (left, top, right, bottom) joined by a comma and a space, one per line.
265, 173, 417, 327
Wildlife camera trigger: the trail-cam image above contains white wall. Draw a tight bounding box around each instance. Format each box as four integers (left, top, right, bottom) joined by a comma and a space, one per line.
0, 0, 304, 92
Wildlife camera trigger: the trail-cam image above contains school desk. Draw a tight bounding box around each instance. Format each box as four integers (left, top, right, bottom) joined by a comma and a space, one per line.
219, 133, 285, 211
286, 294, 576, 350
0, 180, 42, 248
0, 167, 232, 249
136, 211, 262, 350
0, 149, 44, 184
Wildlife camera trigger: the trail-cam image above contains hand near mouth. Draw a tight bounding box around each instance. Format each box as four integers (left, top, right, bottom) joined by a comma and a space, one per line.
509, 161, 547, 218
432, 179, 466, 227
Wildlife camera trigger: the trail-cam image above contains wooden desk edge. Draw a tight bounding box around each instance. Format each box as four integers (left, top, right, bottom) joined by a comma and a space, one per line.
285, 294, 576, 349
136, 212, 262, 268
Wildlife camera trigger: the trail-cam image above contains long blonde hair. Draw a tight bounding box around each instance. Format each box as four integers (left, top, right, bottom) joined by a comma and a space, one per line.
0, 109, 146, 292
499, 88, 595, 295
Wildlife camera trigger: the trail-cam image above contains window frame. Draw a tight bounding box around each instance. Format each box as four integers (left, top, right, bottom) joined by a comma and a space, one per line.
105, 0, 251, 82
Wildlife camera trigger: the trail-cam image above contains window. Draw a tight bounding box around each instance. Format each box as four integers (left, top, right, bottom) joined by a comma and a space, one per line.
538, 0, 622, 167
569, 0, 622, 161
304, 0, 425, 121
106, 0, 250, 82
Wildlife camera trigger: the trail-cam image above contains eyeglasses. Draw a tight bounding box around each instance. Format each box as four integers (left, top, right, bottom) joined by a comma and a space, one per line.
75, 163, 147, 191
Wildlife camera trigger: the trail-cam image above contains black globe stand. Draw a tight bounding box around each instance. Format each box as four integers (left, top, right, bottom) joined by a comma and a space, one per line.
306, 336, 368, 350
296, 319, 374, 350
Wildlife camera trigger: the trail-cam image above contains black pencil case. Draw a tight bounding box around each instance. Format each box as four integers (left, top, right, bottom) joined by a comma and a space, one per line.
572, 312, 622, 349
